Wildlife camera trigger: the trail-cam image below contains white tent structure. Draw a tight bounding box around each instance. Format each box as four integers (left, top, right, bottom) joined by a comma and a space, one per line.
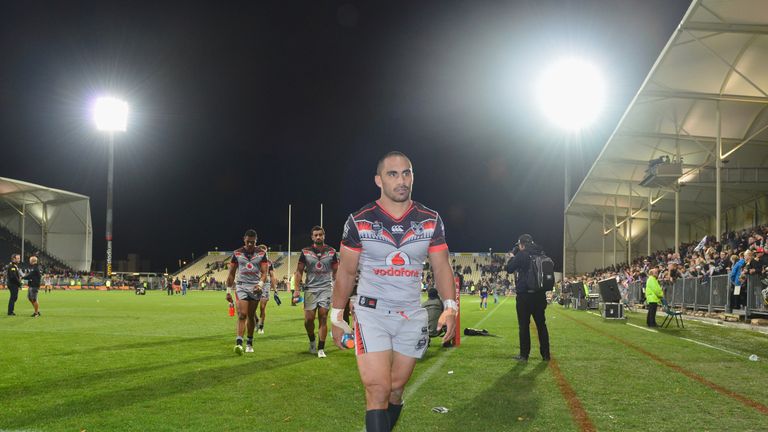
565, 0, 768, 275
0, 177, 92, 271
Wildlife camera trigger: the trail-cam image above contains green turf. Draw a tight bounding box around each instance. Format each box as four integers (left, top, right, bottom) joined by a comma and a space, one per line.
1, 291, 767, 431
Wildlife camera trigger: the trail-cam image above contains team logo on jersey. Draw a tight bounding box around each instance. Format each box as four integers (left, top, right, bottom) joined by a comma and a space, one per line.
410, 221, 423, 235
385, 251, 411, 267
401, 219, 437, 245
372, 221, 383, 238
391, 225, 404, 233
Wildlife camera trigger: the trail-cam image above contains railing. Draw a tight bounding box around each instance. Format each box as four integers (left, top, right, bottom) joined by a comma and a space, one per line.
624, 274, 767, 318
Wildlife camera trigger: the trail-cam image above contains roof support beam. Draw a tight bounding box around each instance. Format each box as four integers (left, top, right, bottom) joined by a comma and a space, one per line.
684, 22, 768, 35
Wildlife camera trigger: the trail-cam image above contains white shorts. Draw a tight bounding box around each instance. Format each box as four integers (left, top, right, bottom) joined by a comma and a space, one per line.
236, 284, 264, 302
353, 300, 429, 359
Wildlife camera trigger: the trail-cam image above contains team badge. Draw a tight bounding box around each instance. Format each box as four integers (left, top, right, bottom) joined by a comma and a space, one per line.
372, 221, 383, 238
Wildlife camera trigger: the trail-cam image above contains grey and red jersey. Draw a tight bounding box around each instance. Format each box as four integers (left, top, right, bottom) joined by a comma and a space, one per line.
230, 247, 267, 288
298, 245, 338, 292
341, 200, 448, 309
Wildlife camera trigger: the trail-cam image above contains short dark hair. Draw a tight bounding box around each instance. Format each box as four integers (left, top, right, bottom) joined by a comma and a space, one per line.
376, 151, 411, 175
311, 226, 325, 234
517, 234, 533, 246
11, 253, 20, 260
428, 288, 439, 299
244, 229, 257, 238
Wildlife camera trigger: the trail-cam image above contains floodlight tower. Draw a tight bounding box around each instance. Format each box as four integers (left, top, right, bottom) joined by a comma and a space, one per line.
93, 96, 129, 278
536, 58, 605, 278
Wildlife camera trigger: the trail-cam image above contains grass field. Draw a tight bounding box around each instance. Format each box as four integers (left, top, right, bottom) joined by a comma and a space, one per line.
1, 290, 768, 431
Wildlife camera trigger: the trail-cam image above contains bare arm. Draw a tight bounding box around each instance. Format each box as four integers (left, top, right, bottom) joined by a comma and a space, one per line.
226, 262, 237, 288
225, 261, 237, 302
293, 262, 305, 295
331, 246, 360, 348
429, 248, 457, 344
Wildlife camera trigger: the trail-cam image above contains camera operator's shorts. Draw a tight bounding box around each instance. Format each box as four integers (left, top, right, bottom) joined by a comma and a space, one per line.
236, 284, 263, 302
304, 289, 331, 311
27, 287, 40, 302
353, 302, 429, 359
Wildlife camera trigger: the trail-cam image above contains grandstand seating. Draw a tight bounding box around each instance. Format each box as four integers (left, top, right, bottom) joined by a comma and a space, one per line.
0, 224, 74, 272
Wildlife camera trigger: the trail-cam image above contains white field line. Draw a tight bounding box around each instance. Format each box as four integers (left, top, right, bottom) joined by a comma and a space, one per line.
627, 322, 658, 333
678, 337, 744, 358
623, 320, 745, 358
358, 296, 510, 431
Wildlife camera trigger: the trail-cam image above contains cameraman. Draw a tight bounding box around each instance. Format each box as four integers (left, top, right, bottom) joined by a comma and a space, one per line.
505, 234, 550, 362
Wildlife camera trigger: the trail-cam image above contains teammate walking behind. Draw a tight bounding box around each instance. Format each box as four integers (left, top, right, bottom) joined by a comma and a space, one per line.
226, 229, 268, 355
331, 151, 457, 431
294, 226, 338, 358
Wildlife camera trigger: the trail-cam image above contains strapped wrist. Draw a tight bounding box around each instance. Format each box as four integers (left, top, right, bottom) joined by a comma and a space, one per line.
443, 299, 458, 311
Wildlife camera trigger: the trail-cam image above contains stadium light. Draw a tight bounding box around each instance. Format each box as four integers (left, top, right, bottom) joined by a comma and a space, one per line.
93, 97, 129, 132
535, 58, 604, 131
535, 58, 605, 277
92, 96, 129, 278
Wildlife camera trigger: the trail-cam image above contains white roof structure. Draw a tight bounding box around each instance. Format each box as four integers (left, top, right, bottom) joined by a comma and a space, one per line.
0, 177, 92, 271
565, 0, 768, 275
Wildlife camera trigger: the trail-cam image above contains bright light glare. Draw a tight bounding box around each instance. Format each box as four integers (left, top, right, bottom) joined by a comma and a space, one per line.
93, 97, 129, 132
536, 58, 604, 131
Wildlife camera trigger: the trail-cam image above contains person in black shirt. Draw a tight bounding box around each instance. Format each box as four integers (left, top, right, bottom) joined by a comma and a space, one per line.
6, 253, 22, 316
26, 255, 42, 317
505, 234, 551, 362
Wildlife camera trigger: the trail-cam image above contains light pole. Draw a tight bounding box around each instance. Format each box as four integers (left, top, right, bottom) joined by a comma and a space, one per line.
536, 58, 604, 278
93, 96, 129, 278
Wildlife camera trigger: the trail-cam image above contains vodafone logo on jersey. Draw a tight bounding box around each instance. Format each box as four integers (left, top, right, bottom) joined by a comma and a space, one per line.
245, 262, 254, 270
374, 251, 420, 278
385, 251, 411, 266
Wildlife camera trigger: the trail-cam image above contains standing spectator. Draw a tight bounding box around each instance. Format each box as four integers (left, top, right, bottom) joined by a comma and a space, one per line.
26, 256, 42, 317
181, 275, 188, 296
6, 253, 22, 316
729, 254, 745, 310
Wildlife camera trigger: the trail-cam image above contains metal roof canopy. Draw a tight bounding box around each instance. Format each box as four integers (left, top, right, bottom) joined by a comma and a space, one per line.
0, 177, 92, 271
566, 0, 768, 275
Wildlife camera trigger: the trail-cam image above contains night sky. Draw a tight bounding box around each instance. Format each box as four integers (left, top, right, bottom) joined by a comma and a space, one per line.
0, 0, 691, 272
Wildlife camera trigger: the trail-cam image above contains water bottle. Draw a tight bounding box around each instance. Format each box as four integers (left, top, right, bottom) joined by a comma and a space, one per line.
228, 302, 235, 317
341, 333, 355, 349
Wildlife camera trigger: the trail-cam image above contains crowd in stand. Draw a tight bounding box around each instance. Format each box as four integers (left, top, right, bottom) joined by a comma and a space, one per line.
564, 224, 768, 310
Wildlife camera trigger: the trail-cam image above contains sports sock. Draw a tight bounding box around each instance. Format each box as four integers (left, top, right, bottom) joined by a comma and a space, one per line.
236, 336, 243, 346
387, 403, 403, 430
318, 340, 325, 350
259, 324, 264, 330
365, 409, 390, 432
309, 335, 316, 342
247, 337, 253, 346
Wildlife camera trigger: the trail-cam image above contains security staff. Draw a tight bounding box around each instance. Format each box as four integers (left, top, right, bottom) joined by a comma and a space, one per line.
644, 268, 664, 327
505, 234, 550, 361
6, 253, 22, 316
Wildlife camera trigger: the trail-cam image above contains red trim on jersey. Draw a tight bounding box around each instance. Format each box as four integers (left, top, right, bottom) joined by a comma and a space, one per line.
353, 204, 378, 218
375, 200, 415, 222
341, 244, 362, 253
415, 206, 437, 217
428, 243, 449, 253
